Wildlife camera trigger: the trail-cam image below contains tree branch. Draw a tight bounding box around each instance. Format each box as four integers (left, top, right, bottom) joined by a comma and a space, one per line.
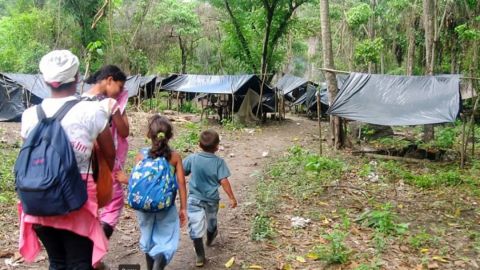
224, 0, 258, 72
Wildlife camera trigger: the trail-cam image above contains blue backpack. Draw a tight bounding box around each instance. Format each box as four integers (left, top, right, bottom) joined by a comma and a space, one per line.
128, 148, 177, 212
14, 100, 88, 216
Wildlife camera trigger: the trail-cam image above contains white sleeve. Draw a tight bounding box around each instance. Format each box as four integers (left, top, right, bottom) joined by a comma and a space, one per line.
20, 108, 36, 139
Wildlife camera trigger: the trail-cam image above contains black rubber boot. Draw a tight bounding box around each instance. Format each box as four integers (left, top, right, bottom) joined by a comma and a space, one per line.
101, 222, 114, 239
206, 227, 218, 246
146, 254, 154, 270
193, 238, 205, 267
153, 254, 167, 270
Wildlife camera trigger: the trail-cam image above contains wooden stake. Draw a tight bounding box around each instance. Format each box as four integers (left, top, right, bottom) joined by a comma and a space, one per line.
316, 90, 322, 155
461, 116, 466, 168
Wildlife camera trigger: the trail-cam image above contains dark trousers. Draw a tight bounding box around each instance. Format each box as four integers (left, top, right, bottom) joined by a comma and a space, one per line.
33, 225, 94, 270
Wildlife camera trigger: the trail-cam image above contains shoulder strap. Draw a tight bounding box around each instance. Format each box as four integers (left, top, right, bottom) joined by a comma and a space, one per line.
36, 99, 81, 122
52, 99, 81, 121
36, 105, 46, 121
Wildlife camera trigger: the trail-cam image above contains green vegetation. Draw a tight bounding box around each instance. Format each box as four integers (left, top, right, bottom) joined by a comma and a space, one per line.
356, 203, 409, 236
171, 122, 201, 153
310, 229, 350, 264
251, 214, 276, 241
0, 145, 18, 204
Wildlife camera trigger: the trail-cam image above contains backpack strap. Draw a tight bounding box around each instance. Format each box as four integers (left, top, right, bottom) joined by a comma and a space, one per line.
36, 105, 47, 121
52, 99, 81, 121
36, 99, 81, 122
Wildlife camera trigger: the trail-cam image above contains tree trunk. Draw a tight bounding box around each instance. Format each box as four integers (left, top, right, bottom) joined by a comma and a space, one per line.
320, 0, 344, 149
179, 36, 187, 74
261, 3, 275, 79
406, 15, 416, 75
423, 0, 435, 142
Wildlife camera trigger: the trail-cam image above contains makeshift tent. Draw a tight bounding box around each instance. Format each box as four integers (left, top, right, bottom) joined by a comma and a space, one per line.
2, 73, 158, 100
162, 74, 273, 96
0, 74, 25, 121
235, 89, 260, 123
275, 74, 318, 102
79, 75, 158, 98
327, 73, 461, 126
3, 73, 48, 103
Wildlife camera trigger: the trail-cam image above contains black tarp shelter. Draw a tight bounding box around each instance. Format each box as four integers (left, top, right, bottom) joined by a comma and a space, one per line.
79, 75, 158, 98
3, 73, 158, 100
0, 74, 25, 121
276, 74, 317, 102
327, 73, 461, 126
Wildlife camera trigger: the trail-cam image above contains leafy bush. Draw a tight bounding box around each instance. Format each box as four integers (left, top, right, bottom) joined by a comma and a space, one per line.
356, 203, 409, 235
311, 229, 350, 264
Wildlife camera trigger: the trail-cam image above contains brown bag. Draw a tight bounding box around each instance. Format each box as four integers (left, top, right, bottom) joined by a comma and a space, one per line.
92, 144, 113, 208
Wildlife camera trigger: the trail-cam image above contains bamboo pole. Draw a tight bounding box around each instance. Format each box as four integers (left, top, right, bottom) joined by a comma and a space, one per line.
316, 89, 322, 155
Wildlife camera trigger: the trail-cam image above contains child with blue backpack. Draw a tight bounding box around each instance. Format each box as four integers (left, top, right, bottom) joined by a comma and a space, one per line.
123, 114, 187, 270
183, 129, 237, 267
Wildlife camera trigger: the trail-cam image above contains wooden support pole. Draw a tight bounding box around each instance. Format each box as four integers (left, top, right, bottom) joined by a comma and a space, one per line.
461, 115, 467, 168
318, 67, 350, 74
176, 91, 180, 115
316, 90, 322, 155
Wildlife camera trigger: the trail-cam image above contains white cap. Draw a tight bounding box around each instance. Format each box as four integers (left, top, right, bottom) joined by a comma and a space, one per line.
39, 50, 79, 88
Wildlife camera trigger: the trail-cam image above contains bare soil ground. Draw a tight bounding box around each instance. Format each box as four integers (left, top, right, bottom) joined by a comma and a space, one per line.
0, 113, 319, 270
2, 113, 479, 270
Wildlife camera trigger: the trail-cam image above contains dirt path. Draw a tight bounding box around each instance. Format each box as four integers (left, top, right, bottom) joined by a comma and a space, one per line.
103, 116, 318, 270
95, 115, 315, 270
2, 115, 319, 270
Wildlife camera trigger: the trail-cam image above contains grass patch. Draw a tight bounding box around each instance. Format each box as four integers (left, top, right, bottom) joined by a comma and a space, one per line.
251, 145, 345, 242
171, 122, 201, 153
379, 161, 475, 189
0, 145, 19, 204
251, 214, 276, 241
409, 230, 439, 250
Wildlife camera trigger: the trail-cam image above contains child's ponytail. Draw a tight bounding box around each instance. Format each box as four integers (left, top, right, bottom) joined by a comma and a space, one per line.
147, 115, 173, 160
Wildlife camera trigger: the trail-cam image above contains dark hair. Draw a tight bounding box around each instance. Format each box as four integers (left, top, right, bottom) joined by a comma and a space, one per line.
199, 129, 220, 152
147, 114, 173, 160
85, 65, 127, 84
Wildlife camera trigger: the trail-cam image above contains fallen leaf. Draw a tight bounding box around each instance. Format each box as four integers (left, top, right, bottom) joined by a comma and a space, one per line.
306, 252, 319, 260
420, 248, 429, 253
282, 263, 293, 270
432, 256, 449, 263
219, 203, 226, 209
249, 265, 263, 269
225, 257, 235, 268
295, 256, 306, 263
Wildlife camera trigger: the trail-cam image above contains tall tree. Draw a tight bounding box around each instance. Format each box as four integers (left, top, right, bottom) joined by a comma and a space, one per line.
213, 0, 312, 81
423, 0, 435, 142
320, 0, 344, 148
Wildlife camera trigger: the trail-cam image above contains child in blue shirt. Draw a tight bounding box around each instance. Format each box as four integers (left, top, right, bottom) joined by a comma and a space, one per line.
183, 129, 237, 267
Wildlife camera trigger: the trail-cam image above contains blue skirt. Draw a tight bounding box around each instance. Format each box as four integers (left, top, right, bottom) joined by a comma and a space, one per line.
135, 205, 179, 263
